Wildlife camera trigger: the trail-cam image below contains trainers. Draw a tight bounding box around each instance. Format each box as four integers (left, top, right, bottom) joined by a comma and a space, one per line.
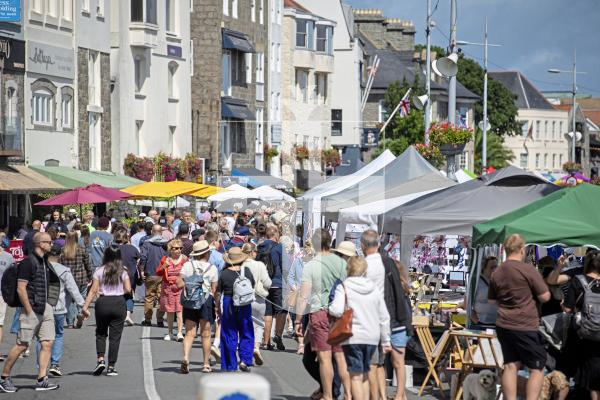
176, 332, 184, 342
92, 360, 106, 376
124, 318, 134, 327
141, 320, 152, 326
106, 367, 118, 376
48, 365, 63, 377
156, 321, 165, 328
273, 335, 286, 351
36, 377, 59, 391
239, 362, 251, 373
210, 345, 221, 361
19, 348, 30, 358
163, 334, 172, 341
253, 349, 264, 366
0, 377, 17, 393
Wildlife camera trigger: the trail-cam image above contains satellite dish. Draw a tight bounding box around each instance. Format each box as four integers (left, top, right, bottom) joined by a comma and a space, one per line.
478, 120, 492, 132
413, 95, 429, 110
564, 131, 583, 142
435, 53, 459, 77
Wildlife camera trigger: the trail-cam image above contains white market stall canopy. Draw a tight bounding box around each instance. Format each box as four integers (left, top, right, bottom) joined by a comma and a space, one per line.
250, 186, 295, 202
207, 184, 254, 202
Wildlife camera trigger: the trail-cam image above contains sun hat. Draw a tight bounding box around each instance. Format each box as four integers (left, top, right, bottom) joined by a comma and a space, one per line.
223, 247, 248, 265
190, 240, 211, 257
332, 241, 358, 258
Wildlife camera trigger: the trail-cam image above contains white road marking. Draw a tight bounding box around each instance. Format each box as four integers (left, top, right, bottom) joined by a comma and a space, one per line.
142, 326, 162, 400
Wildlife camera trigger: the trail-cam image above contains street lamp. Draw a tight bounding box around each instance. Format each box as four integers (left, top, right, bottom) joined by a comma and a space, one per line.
457, 17, 501, 172
548, 49, 587, 163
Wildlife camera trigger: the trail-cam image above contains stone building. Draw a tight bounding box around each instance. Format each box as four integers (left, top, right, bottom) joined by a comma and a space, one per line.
281, 0, 334, 187
191, 0, 269, 177
77, 0, 111, 171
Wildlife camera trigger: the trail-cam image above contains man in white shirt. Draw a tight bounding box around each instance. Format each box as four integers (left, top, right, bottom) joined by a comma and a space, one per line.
0, 241, 15, 353
360, 230, 387, 400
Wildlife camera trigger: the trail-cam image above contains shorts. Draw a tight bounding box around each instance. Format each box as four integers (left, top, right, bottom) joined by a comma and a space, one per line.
17, 303, 55, 345
0, 297, 6, 326
391, 329, 409, 350
343, 344, 377, 373
265, 287, 284, 316
183, 296, 215, 325
308, 310, 342, 353
370, 345, 385, 366
496, 326, 546, 370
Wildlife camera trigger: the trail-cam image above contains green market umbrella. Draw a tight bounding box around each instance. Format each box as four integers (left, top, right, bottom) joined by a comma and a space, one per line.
473, 184, 600, 248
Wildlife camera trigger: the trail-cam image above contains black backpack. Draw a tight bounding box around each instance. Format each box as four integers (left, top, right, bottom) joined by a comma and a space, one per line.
1, 263, 22, 307
256, 243, 276, 278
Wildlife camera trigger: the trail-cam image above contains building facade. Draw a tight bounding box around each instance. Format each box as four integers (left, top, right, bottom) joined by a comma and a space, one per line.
111, 0, 192, 173
490, 71, 569, 174
77, 0, 111, 171
267, 0, 283, 176
281, 0, 334, 186
23, 0, 77, 168
191, 0, 268, 178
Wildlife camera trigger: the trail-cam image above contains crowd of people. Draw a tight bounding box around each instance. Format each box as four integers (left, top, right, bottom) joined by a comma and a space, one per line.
0, 206, 598, 400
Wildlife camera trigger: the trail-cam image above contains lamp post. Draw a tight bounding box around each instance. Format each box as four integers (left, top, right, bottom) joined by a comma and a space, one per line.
548, 49, 586, 163
424, 0, 432, 143
457, 18, 501, 172
447, 0, 457, 126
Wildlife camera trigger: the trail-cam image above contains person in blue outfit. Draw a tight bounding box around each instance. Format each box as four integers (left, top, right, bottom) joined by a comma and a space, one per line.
215, 247, 255, 372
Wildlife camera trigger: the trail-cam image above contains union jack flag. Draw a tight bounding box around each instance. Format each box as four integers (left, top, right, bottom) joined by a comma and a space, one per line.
399, 99, 410, 117
457, 113, 468, 128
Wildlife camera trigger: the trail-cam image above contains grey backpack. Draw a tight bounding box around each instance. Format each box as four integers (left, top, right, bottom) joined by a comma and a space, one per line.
575, 275, 600, 342
233, 265, 255, 306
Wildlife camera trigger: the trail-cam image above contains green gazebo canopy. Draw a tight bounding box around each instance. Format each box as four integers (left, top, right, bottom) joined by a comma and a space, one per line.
473, 184, 600, 248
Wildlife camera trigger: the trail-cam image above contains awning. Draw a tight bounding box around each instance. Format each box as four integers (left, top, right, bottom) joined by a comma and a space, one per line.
232, 167, 293, 189
30, 166, 144, 189
222, 29, 255, 53
221, 98, 254, 120
0, 164, 65, 194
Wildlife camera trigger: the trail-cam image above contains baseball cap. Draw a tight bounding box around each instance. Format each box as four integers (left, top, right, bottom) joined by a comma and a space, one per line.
139, 212, 147, 218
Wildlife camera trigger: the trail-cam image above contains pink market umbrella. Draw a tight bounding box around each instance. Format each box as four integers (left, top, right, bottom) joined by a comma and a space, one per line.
35, 184, 131, 216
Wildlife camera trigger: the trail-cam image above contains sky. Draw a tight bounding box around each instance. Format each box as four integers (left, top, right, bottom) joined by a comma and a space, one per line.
346, 0, 600, 97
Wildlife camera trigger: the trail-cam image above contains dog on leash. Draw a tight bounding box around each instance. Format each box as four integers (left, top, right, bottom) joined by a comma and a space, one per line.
462, 369, 499, 400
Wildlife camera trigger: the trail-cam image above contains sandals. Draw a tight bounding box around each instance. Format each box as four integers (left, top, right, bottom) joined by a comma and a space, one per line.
180, 360, 189, 374
310, 389, 323, 400
297, 344, 305, 355
202, 365, 212, 373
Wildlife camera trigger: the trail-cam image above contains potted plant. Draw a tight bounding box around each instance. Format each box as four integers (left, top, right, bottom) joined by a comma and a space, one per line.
264, 144, 279, 164
429, 122, 473, 156
293, 144, 309, 163
414, 143, 445, 169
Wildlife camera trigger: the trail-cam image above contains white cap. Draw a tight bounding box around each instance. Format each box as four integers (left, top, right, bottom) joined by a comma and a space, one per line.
68, 208, 77, 214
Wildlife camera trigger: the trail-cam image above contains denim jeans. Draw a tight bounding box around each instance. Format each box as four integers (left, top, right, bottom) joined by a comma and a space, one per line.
36, 314, 65, 367
125, 294, 134, 313
66, 285, 88, 326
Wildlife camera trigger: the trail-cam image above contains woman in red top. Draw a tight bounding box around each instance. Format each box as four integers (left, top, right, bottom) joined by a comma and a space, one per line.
157, 239, 186, 342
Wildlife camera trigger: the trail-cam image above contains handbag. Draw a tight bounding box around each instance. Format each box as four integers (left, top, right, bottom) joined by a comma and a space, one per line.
539, 312, 571, 351
327, 283, 353, 346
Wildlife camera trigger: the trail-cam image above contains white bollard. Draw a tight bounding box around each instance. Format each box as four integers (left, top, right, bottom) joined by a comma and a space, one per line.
198, 373, 270, 400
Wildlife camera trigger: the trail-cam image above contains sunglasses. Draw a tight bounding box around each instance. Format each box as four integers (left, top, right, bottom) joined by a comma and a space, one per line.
171, 247, 182, 250
37, 240, 52, 244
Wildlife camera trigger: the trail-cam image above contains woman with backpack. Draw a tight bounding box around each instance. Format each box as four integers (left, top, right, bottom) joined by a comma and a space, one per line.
215, 247, 256, 372
82, 244, 131, 376
241, 243, 272, 366
156, 239, 186, 342
60, 232, 92, 328
177, 241, 218, 374
564, 250, 600, 399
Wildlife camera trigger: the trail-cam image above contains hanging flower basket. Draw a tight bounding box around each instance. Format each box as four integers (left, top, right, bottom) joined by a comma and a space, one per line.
293, 144, 309, 162
264, 144, 279, 163
414, 143, 445, 169
429, 122, 472, 151
321, 148, 341, 168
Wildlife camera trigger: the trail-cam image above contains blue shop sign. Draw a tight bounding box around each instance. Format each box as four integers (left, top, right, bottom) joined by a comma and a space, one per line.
0, 0, 20, 22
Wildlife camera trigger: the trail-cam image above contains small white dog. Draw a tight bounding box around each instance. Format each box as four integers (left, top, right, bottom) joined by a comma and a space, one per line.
462, 369, 498, 400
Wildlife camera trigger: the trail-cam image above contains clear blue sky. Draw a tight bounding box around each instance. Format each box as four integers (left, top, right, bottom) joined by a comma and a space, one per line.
346, 0, 600, 97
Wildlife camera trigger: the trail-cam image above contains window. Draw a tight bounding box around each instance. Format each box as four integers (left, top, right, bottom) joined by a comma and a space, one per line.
256, 52, 264, 83
535, 120, 540, 139
245, 52, 252, 84
47, 0, 58, 17
231, 0, 237, 18
316, 25, 327, 52
296, 20, 307, 47
131, 0, 156, 23
134, 57, 144, 93
276, 0, 281, 24
61, 95, 72, 128
378, 100, 387, 123
552, 121, 556, 140
97, 0, 104, 17
520, 120, 529, 137
32, 0, 43, 13
559, 154, 563, 167
559, 121, 564, 137
276, 92, 281, 121
81, 0, 89, 13
131, 0, 143, 21
331, 109, 342, 135
544, 121, 548, 140
295, 69, 308, 102
33, 89, 54, 126
226, 121, 245, 153
251, 0, 255, 22
222, 52, 231, 95
256, 107, 264, 153
230, 51, 246, 84
259, 0, 263, 24
6, 87, 17, 127
136, 120, 143, 154
146, 0, 156, 23
223, 0, 228, 16
315, 73, 327, 105
520, 153, 528, 169
166, 0, 176, 33
544, 153, 548, 169
552, 154, 556, 169
535, 153, 540, 169
168, 62, 178, 99
61, 0, 72, 20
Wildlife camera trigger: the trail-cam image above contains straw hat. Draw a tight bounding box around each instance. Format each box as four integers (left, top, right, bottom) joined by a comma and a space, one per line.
224, 247, 248, 265
332, 241, 358, 258
189, 240, 210, 257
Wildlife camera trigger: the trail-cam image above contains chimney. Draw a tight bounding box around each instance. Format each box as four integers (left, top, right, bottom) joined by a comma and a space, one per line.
384, 18, 415, 52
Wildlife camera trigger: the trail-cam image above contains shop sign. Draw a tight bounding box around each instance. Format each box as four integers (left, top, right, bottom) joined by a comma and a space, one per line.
27, 41, 74, 79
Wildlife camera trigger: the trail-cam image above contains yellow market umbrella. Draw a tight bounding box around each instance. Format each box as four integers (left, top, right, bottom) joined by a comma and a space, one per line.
187, 185, 230, 198
122, 181, 206, 198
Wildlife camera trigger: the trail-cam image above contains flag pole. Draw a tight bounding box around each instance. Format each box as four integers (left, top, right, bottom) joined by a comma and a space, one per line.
379, 88, 412, 151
